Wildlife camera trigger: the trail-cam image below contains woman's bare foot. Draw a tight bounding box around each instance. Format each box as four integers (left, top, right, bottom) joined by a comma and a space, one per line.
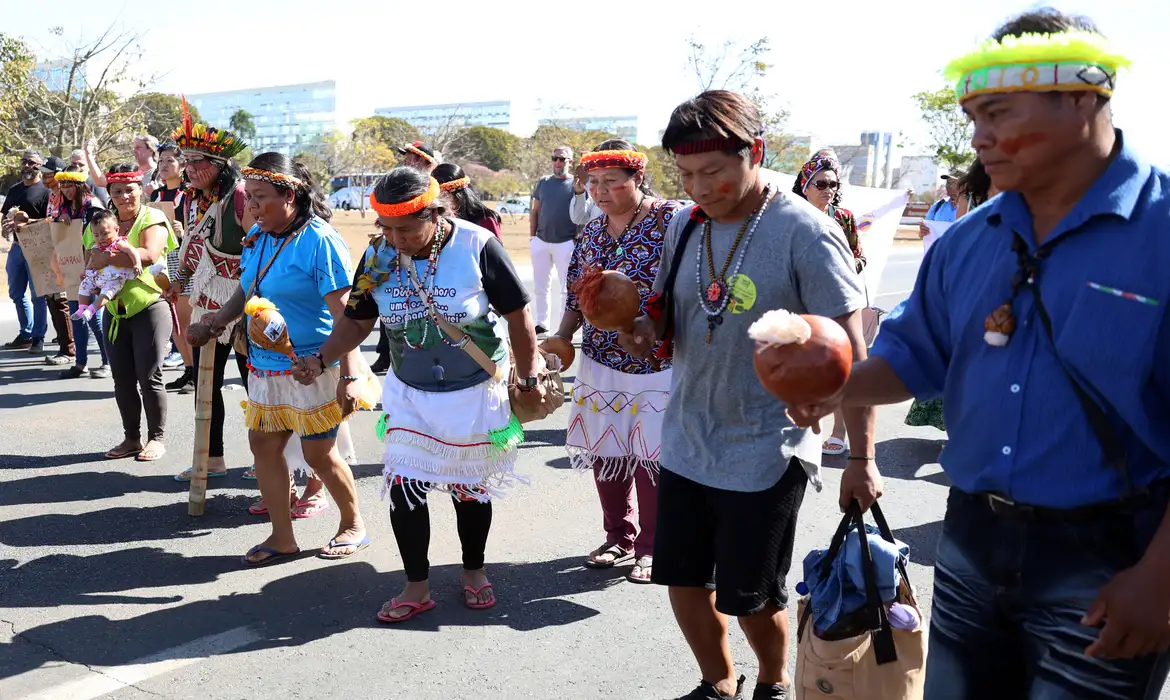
242, 533, 299, 564
136, 440, 166, 461
319, 518, 368, 558
104, 438, 143, 460
380, 580, 430, 620
462, 568, 494, 606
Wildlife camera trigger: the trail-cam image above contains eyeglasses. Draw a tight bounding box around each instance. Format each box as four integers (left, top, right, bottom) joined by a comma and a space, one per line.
20, 159, 41, 166
812, 179, 840, 191
551, 156, 568, 162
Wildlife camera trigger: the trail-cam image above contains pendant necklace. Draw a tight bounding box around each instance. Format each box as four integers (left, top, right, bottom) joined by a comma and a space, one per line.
398, 220, 448, 350
604, 194, 646, 260
696, 184, 775, 343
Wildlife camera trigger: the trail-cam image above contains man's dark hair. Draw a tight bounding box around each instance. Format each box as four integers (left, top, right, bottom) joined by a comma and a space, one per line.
432, 162, 499, 226
89, 208, 118, 230
247, 151, 332, 223
661, 90, 760, 158
373, 166, 449, 220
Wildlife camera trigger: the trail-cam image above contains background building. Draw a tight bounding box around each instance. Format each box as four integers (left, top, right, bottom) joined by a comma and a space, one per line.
860, 131, 895, 188
540, 115, 638, 141
187, 81, 337, 155
892, 155, 945, 197
375, 100, 514, 133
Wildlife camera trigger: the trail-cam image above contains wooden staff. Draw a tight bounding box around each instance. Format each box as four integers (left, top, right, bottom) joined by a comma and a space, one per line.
188, 308, 218, 516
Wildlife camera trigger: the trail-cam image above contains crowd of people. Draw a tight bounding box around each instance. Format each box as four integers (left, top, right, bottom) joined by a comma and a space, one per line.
2, 7, 1169, 698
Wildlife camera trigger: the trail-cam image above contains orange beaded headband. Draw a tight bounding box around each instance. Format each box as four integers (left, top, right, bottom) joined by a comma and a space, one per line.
370, 177, 441, 218
580, 149, 647, 172
439, 176, 470, 192
404, 143, 436, 164
241, 167, 304, 190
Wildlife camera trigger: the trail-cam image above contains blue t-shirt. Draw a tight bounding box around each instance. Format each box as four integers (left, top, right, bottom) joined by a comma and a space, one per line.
239, 216, 352, 371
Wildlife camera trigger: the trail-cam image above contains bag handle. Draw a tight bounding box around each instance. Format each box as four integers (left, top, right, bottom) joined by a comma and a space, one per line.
403, 256, 508, 383
248, 228, 298, 300
658, 215, 701, 341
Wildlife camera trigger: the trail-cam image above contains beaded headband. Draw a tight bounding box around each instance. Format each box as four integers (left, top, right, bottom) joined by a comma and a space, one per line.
944, 30, 1131, 104
580, 150, 648, 172
370, 178, 441, 218
54, 171, 89, 183
439, 176, 470, 192
669, 136, 749, 156
242, 167, 305, 190
105, 171, 144, 185
402, 142, 436, 165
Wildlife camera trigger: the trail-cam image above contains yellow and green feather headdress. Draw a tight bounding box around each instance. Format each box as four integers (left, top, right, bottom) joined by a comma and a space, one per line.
943, 30, 1131, 104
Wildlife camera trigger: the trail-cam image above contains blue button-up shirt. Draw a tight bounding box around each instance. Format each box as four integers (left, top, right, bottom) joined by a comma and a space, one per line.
926, 198, 958, 223
873, 133, 1170, 508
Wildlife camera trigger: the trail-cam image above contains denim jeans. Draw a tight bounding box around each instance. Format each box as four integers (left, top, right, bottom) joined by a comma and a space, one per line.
68, 300, 107, 368
5, 242, 48, 339
925, 488, 1170, 700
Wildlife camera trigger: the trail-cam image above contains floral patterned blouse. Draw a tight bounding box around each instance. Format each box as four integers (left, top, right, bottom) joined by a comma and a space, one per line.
565, 200, 679, 375
829, 205, 866, 273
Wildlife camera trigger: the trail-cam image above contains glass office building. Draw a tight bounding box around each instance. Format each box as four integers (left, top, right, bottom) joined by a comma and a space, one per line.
187, 81, 337, 155
540, 115, 638, 141
375, 101, 513, 133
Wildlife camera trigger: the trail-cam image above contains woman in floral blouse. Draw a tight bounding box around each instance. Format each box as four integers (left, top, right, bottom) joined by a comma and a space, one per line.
544, 139, 678, 584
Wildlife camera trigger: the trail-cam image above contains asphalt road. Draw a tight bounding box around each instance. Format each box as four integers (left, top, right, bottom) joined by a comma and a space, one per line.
0, 244, 960, 700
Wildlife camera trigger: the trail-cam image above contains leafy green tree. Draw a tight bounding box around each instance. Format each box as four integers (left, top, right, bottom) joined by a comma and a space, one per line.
449, 126, 521, 171
352, 116, 421, 151
912, 86, 974, 169
129, 92, 200, 142
644, 146, 685, 199
293, 150, 331, 190
0, 34, 36, 169
229, 109, 256, 142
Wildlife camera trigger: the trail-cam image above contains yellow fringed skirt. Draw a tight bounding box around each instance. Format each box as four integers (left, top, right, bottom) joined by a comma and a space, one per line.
245, 365, 344, 436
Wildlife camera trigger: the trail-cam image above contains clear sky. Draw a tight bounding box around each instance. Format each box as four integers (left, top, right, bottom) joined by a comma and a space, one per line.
8, 0, 1165, 164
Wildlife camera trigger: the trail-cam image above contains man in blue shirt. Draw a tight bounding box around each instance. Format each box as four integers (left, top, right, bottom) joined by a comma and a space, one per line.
789, 9, 1170, 698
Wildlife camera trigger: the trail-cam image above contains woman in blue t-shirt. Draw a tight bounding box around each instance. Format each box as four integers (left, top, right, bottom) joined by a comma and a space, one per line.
187, 152, 371, 567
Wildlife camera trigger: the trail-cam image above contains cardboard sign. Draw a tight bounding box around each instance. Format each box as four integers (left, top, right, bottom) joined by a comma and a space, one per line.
148, 200, 176, 223
18, 220, 66, 296
51, 220, 86, 300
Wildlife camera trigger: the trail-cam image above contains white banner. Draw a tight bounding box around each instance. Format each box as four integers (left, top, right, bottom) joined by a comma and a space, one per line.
761, 169, 910, 308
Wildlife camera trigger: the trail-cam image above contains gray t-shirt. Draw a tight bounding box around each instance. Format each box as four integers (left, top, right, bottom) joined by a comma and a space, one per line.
653, 189, 865, 492
533, 176, 577, 244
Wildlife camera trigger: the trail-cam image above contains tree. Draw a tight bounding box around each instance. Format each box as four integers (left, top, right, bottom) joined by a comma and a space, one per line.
447, 126, 521, 171
517, 124, 617, 188
293, 150, 331, 191
0, 34, 36, 169
128, 92, 200, 142
911, 86, 974, 170
4, 24, 158, 161
348, 131, 397, 216
352, 116, 420, 151
229, 109, 256, 142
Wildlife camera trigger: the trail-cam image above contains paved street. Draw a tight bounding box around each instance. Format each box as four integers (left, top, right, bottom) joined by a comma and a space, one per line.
0, 244, 958, 700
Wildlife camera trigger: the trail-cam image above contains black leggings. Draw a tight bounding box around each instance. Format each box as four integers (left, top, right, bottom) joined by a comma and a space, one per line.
389, 481, 493, 582
193, 340, 249, 458
105, 302, 170, 443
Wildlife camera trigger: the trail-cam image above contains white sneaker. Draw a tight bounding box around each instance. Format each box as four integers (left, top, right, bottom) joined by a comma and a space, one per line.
162, 351, 184, 369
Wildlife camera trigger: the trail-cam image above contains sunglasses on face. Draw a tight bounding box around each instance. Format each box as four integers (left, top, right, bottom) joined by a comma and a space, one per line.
812, 179, 840, 191
21, 159, 40, 166
551, 156, 568, 162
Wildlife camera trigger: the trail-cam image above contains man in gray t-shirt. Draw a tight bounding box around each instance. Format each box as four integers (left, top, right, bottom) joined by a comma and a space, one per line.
529, 145, 577, 335
619, 90, 880, 700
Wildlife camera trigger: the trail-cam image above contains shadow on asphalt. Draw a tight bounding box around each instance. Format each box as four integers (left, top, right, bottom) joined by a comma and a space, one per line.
0, 556, 616, 679
820, 437, 951, 488
0, 453, 110, 470
0, 389, 114, 410
546, 456, 571, 469
0, 471, 190, 505
0, 494, 261, 547
521, 428, 568, 448
891, 521, 944, 567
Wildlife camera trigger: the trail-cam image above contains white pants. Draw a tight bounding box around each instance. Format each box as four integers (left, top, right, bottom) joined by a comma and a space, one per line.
529, 237, 574, 329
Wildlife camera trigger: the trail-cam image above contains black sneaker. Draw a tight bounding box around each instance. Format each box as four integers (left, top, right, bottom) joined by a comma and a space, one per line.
58, 365, 85, 379
370, 356, 390, 375
751, 682, 789, 700
676, 676, 745, 700
166, 367, 194, 392
27, 338, 44, 354
5, 335, 33, 350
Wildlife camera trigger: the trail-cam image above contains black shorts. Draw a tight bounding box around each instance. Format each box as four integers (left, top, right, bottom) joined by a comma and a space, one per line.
651, 457, 808, 617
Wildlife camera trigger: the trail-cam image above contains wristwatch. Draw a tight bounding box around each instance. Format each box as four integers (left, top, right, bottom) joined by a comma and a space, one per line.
516, 376, 539, 391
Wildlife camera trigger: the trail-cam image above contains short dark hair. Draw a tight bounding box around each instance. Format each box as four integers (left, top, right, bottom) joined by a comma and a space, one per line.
246, 151, 332, 223
661, 90, 760, 157
89, 208, 118, 230
958, 160, 993, 207
107, 162, 140, 178
373, 166, 450, 220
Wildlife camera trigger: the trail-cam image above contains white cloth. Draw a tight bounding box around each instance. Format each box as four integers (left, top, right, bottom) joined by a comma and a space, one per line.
566, 356, 671, 480
529, 237, 574, 328
379, 365, 523, 509
570, 191, 603, 227
78, 265, 136, 301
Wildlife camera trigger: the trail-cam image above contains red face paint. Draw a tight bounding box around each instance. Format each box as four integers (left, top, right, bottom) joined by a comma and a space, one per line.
717, 182, 733, 195
1000, 132, 1047, 156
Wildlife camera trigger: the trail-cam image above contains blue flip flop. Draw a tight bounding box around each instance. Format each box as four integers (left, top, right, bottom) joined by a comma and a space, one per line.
174, 469, 229, 483
242, 545, 301, 567
318, 535, 373, 560
241, 466, 257, 481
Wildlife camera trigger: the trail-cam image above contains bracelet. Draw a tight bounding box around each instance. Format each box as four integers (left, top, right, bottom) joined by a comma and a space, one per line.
340, 375, 359, 382
847, 456, 875, 461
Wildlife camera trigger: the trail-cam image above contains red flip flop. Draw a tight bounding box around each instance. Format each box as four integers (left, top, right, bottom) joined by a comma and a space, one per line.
376, 598, 436, 623
463, 583, 496, 610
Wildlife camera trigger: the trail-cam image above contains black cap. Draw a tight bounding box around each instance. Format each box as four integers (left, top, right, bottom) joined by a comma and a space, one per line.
40, 156, 67, 174
397, 141, 436, 162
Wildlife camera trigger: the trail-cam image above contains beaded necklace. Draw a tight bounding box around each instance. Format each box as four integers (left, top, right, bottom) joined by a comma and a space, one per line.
696, 184, 775, 343
395, 220, 450, 350
603, 194, 647, 260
